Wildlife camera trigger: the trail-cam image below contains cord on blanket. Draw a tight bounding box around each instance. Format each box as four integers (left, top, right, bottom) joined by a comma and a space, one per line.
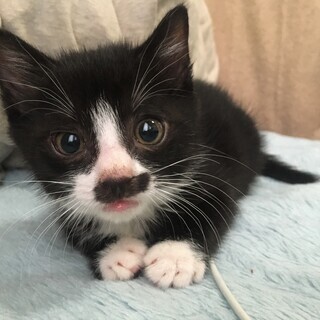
210, 260, 251, 320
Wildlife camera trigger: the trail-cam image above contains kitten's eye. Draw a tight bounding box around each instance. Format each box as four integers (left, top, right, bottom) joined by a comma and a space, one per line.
135, 120, 164, 145
53, 133, 81, 155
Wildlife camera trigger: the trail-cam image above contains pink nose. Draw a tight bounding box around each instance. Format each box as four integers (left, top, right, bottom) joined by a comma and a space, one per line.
97, 144, 135, 181
96, 144, 135, 181
100, 166, 134, 181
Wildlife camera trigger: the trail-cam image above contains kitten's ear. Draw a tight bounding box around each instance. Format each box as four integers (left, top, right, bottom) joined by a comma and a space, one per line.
138, 5, 192, 90
0, 30, 55, 115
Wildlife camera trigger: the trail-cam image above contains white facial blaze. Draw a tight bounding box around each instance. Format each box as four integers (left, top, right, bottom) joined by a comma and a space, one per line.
93, 101, 138, 179
70, 99, 156, 234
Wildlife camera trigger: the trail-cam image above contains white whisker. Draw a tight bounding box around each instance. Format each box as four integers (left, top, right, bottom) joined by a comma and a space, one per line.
16, 39, 75, 113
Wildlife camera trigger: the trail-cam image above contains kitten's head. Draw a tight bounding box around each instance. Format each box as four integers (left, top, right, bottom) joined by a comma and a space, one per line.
0, 6, 200, 225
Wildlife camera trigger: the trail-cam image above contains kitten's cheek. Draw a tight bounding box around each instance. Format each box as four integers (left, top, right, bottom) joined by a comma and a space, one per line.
73, 172, 97, 202
144, 241, 206, 288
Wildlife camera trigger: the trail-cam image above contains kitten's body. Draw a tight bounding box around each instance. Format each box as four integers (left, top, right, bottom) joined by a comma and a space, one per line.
0, 6, 316, 287
64, 80, 265, 278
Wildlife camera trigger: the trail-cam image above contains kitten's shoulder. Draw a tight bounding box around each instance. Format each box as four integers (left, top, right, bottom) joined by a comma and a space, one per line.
193, 79, 262, 157
194, 79, 256, 126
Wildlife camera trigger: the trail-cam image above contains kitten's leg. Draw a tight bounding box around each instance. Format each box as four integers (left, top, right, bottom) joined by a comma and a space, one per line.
144, 240, 206, 288
143, 197, 233, 288
96, 238, 148, 281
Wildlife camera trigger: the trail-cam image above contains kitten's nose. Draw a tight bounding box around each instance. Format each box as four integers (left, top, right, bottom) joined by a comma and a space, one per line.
100, 166, 134, 181
97, 145, 135, 180
94, 141, 149, 203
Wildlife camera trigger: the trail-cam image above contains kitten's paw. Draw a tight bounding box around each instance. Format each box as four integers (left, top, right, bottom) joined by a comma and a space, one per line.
144, 241, 205, 288
98, 238, 147, 281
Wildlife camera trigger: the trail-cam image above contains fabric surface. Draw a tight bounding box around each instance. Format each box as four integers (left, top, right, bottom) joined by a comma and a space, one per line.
0, 0, 218, 166
0, 132, 319, 320
206, 0, 320, 140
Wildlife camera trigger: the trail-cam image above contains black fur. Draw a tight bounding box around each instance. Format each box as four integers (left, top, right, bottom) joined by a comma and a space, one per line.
94, 173, 150, 203
0, 5, 317, 280
263, 156, 318, 184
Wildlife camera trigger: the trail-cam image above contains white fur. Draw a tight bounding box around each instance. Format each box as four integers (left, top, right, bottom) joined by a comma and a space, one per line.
144, 240, 206, 288
68, 99, 157, 236
159, 41, 186, 58
99, 238, 147, 280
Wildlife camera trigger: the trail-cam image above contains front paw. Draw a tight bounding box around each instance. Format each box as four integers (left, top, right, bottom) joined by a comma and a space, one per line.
98, 238, 147, 281
144, 241, 206, 288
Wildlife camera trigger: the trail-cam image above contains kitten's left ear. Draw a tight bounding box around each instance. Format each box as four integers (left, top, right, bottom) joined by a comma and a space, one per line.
137, 5, 192, 90
0, 30, 55, 116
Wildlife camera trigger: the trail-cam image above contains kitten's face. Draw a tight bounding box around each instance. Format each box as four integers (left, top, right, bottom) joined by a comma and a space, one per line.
0, 7, 198, 225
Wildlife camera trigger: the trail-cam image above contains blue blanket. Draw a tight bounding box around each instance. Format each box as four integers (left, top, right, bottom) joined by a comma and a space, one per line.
1, 132, 319, 320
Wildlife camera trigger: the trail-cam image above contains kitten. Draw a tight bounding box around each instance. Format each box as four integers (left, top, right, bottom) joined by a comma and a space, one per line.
0, 5, 317, 288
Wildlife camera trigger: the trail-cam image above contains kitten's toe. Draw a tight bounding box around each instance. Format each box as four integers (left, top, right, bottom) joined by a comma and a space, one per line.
144, 240, 205, 288
98, 238, 147, 281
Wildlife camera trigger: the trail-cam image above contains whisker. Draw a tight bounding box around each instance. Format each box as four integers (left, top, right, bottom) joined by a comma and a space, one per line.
133, 77, 175, 107
46, 201, 85, 259
156, 188, 216, 252
159, 180, 234, 218
24, 197, 77, 277
26, 198, 79, 266
152, 191, 195, 242
0, 79, 76, 120
132, 26, 172, 107
156, 171, 244, 205
28, 197, 77, 247
159, 183, 231, 231
131, 30, 156, 101
151, 154, 219, 174
193, 172, 246, 198
62, 201, 95, 257
137, 90, 188, 104
179, 174, 241, 207
133, 52, 190, 110
194, 143, 258, 174
41, 64, 74, 111
16, 39, 75, 113
163, 189, 220, 248
146, 194, 176, 238
0, 195, 71, 242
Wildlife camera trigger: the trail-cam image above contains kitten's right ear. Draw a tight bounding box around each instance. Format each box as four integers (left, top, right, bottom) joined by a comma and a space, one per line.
136, 5, 192, 90
0, 30, 55, 114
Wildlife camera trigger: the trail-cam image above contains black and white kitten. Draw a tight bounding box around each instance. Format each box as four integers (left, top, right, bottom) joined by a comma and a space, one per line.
0, 6, 316, 288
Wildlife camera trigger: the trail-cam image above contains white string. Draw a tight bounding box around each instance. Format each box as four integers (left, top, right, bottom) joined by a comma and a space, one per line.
210, 260, 252, 320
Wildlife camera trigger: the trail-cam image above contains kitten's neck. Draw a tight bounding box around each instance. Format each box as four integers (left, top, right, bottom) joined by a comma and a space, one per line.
97, 217, 151, 239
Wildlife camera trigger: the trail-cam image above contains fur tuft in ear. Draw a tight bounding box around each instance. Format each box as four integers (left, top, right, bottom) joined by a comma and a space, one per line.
0, 30, 55, 118
155, 5, 189, 60
136, 5, 192, 92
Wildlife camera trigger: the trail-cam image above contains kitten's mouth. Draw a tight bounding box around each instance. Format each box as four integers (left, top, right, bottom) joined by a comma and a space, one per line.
103, 199, 139, 213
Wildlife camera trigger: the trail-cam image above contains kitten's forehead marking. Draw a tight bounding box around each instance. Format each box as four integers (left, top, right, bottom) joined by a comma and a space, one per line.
92, 99, 123, 148
72, 98, 154, 226
91, 98, 142, 179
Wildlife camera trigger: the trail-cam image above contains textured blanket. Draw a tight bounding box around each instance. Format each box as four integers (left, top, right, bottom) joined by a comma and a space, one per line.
0, 132, 319, 320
